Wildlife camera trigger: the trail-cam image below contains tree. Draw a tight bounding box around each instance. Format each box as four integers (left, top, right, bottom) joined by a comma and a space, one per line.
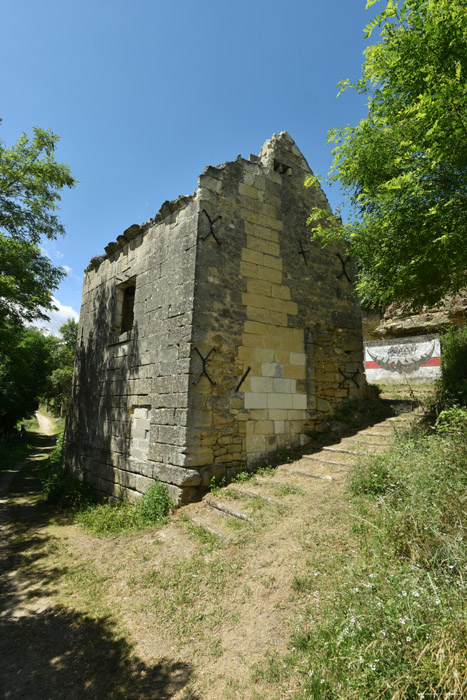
0, 324, 55, 433
0, 125, 75, 326
44, 318, 78, 416
308, 0, 467, 309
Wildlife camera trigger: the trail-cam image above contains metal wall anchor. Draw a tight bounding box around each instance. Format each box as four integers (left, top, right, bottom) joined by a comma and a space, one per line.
192, 347, 216, 385
338, 368, 360, 388
200, 209, 222, 244
336, 253, 352, 282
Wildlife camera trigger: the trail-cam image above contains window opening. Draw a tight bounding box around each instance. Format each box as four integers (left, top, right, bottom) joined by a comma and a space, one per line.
113, 277, 136, 335
121, 282, 135, 333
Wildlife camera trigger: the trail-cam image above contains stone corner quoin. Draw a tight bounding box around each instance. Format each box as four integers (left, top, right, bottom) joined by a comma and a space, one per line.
64, 131, 366, 504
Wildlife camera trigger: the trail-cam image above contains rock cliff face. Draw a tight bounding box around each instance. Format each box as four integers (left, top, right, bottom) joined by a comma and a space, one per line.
65, 132, 366, 503
362, 294, 467, 340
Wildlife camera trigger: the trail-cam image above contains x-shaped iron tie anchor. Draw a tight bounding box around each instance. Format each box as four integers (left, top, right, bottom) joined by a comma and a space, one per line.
338, 368, 360, 389
200, 209, 222, 244
336, 252, 352, 282
192, 347, 216, 385
298, 240, 309, 266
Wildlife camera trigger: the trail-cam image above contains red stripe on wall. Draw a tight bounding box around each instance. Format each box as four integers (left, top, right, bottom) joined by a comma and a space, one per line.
365, 357, 441, 370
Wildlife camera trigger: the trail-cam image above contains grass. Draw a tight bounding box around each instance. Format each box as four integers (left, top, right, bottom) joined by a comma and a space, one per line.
39, 431, 173, 535
288, 407, 467, 699
74, 482, 172, 536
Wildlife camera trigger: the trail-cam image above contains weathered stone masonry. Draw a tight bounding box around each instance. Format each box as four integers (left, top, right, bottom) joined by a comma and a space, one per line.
65, 132, 366, 503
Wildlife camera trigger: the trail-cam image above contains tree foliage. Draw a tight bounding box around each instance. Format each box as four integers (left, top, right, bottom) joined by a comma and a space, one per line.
45, 318, 78, 415
0, 125, 75, 325
0, 324, 55, 434
308, 0, 467, 309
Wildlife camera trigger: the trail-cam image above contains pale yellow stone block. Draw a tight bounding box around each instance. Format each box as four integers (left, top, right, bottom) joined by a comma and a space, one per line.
275, 350, 290, 364
280, 338, 303, 352
269, 409, 287, 420
247, 306, 270, 324
246, 421, 255, 435
239, 182, 258, 199
263, 335, 283, 350
273, 377, 295, 393
274, 420, 285, 433
253, 224, 279, 242
246, 235, 271, 255
244, 320, 269, 336
268, 393, 293, 409
290, 351, 306, 365
293, 394, 307, 410
257, 266, 282, 284
254, 348, 275, 362
287, 410, 306, 421
242, 333, 264, 348
290, 420, 304, 434
249, 362, 262, 376
242, 248, 265, 266
249, 409, 268, 420
283, 364, 306, 380
244, 392, 268, 409
270, 283, 290, 300
256, 213, 283, 232
250, 376, 274, 393
268, 310, 288, 327
246, 435, 268, 453
255, 420, 274, 435
261, 362, 281, 377
263, 254, 283, 270
247, 278, 272, 296
240, 261, 257, 279
238, 346, 254, 361
239, 377, 251, 392
265, 241, 280, 257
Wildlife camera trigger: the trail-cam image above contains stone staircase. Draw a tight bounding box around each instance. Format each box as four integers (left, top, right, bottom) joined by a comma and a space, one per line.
178, 408, 419, 542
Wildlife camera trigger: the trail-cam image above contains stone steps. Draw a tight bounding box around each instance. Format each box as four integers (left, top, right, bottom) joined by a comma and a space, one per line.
179, 408, 418, 540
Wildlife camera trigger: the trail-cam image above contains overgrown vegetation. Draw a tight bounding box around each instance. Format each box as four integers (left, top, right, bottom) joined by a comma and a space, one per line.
289, 406, 466, 699
40, 431, 96, 510
0, 426, 37, 474
40, 432, 173, 535
307, 0, 467, 309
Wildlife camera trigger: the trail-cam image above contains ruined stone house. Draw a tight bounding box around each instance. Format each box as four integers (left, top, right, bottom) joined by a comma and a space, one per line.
65, 132, 366, 503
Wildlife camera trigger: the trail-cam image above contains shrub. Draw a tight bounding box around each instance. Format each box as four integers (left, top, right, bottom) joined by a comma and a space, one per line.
40, 431, 97, 510
438, 326, 467, 406
75, 481, 172, 536
137, 481, 172, 525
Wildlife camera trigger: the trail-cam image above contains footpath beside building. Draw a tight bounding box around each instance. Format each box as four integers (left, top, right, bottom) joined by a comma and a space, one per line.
65, 132, 366, 503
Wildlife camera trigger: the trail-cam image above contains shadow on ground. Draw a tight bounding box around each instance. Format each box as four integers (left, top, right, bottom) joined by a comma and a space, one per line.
0, 438, 197, 700
0, 607, 194, 700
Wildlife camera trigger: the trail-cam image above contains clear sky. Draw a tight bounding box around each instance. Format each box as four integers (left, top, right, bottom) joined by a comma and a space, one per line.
1, 0, 379, 334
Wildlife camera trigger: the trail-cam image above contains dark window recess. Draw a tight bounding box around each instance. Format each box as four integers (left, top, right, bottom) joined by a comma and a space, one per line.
274, 160, 292, 176
121, 283, 135, 333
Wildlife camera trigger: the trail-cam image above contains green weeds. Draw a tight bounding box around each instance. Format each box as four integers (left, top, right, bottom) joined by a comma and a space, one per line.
40, 432, 172, 535
289, 407, 467, 699
76, 482, 172, 536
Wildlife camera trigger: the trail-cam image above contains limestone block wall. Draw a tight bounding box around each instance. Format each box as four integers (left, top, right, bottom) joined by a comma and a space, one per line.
66, 131, 366, 504
65, 195, 200, 502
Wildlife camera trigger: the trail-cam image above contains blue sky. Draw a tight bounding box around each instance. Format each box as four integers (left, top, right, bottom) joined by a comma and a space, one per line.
1, 0, 379, 334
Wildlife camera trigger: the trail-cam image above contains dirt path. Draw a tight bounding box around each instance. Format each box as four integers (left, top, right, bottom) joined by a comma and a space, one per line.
35, 411, 56, 436
0, 404, 418, 700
